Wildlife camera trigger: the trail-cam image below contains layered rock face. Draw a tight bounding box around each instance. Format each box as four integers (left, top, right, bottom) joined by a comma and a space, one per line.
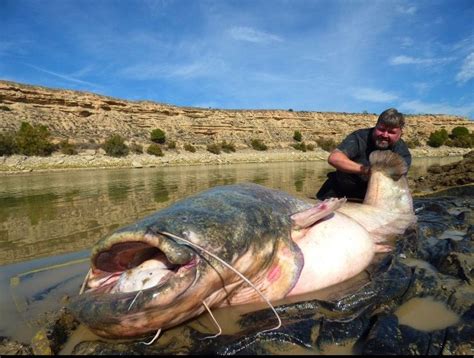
1, 80, 473, 149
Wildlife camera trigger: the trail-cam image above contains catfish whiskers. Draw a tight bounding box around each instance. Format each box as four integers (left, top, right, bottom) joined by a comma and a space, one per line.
158, 230, 282, 335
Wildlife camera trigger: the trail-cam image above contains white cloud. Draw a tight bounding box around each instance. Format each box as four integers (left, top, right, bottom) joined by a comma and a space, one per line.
396, 5, 417, 15
229, 26, 283, 43
399, 37, 414, 48
25, 63, 99, 87
120, 57, 226, 80
400, 100, 474, 116
352, 88, 398, 103
456, 52, 474, 84
389, 55, 454, 66
413, 82, 432, 95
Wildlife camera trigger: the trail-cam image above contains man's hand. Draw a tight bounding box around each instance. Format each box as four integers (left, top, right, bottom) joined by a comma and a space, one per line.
360, 165, 371, 181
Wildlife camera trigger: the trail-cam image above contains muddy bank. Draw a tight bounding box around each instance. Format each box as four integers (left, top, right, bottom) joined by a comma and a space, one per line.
0, 146, 471, 175
410, 150, 474, 194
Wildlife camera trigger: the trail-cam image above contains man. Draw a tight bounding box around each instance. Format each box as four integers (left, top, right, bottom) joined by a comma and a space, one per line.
316, 108, 411, 201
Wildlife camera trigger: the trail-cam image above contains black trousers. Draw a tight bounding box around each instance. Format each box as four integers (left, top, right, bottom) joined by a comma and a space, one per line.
316, 172, 367, 202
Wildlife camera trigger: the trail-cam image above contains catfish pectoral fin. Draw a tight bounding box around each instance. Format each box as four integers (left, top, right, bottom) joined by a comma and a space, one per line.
290, 197, 347, 230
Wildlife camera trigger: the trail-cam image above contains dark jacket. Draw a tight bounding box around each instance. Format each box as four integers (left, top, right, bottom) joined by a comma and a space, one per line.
316, 128, 411, 201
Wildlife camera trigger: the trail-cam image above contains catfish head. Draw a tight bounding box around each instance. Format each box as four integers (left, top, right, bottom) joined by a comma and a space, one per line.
68, 185, 305, 339
68, 228, 202, 338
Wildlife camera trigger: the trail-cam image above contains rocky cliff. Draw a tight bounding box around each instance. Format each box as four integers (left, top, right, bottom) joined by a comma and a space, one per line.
0, 80, 473, 149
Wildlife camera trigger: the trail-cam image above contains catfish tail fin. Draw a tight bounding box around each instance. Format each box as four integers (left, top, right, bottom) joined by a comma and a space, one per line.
369, 150, 408, 180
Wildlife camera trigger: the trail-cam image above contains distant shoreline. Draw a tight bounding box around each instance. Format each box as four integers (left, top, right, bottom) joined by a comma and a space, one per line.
0, 146, 471, 175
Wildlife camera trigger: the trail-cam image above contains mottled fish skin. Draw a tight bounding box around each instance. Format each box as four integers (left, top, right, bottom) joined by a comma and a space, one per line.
69, 151, 416, 339
69, 183, 310, 338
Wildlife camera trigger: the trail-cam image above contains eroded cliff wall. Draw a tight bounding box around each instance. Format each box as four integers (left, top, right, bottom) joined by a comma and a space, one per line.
1, 80, 472, 149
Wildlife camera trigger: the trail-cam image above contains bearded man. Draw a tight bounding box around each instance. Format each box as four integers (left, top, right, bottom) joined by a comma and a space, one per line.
316, 108, 412, 202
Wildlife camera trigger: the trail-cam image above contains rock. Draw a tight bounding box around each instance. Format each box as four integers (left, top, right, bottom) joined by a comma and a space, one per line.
411, 151, 474, 194
30, 307, 79, 355
0, 337, 33, 355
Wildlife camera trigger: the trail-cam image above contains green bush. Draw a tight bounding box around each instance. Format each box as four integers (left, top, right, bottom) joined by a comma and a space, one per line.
147, 143, 164, 156
207, 143, 221, 154
292, 142, 307, 152
129, 142, 144, 154
0, 132, 17, 156
316, 137, 337, 152
59, 139, 78, 155
184, 143, 196, 153
167, 141, 176, 149
102, 134, 129, 157
451, 126, 469, 139
427, 129, 448, 148
293, 130, 302, 142
250, 138, 268, 151
15, 122, 56, 156
150, 128, 166, 144
221, 140, 236, 153
445, 136, 473, 148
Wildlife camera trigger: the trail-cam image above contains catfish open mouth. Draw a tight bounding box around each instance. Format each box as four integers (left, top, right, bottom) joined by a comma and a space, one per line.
85, 239, 197, 294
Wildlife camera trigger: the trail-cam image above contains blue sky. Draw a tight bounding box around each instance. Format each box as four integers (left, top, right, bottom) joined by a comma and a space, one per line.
1, 0, 473, 118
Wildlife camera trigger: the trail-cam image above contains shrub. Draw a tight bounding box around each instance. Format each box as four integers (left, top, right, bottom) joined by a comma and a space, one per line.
207, 143, 221, 154
102, 134, 129, 157
147, 143, 164, 156
150, 128, 166, 144
184, 143, 196, 153
445, 136, 473, 148
220, 140, 236, 153
250, 138, 268, 151
292, 142, 307, 152
59, 139, 78, 155
15, 122, 56, 156
0, 132, 17, 156
306, 143, 315, 151
427, 129, 448, 148
293, 130, 302, 142
316, 137, 337, 152
167, 141, 176, 149
129, 142, 144, 154
450, 126, 469, 139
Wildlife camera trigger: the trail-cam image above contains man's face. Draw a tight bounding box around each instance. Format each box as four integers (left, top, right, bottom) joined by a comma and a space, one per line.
373, 124, 402, 149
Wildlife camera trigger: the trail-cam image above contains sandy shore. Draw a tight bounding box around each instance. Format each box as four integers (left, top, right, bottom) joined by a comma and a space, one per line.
0, 146, 471, 175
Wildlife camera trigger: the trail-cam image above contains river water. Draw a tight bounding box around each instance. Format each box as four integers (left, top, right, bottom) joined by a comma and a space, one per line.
0, 156, 462, 266
0, 156, 463, 347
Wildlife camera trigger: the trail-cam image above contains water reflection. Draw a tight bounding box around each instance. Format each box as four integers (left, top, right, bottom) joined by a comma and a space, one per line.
0, 157, 462, 266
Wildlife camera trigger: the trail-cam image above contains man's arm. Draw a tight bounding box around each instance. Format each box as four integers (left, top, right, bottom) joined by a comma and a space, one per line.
328, 149, 370, 176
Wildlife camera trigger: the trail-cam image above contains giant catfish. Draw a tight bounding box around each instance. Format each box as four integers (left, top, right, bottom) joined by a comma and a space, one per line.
69, 150, 416, 338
